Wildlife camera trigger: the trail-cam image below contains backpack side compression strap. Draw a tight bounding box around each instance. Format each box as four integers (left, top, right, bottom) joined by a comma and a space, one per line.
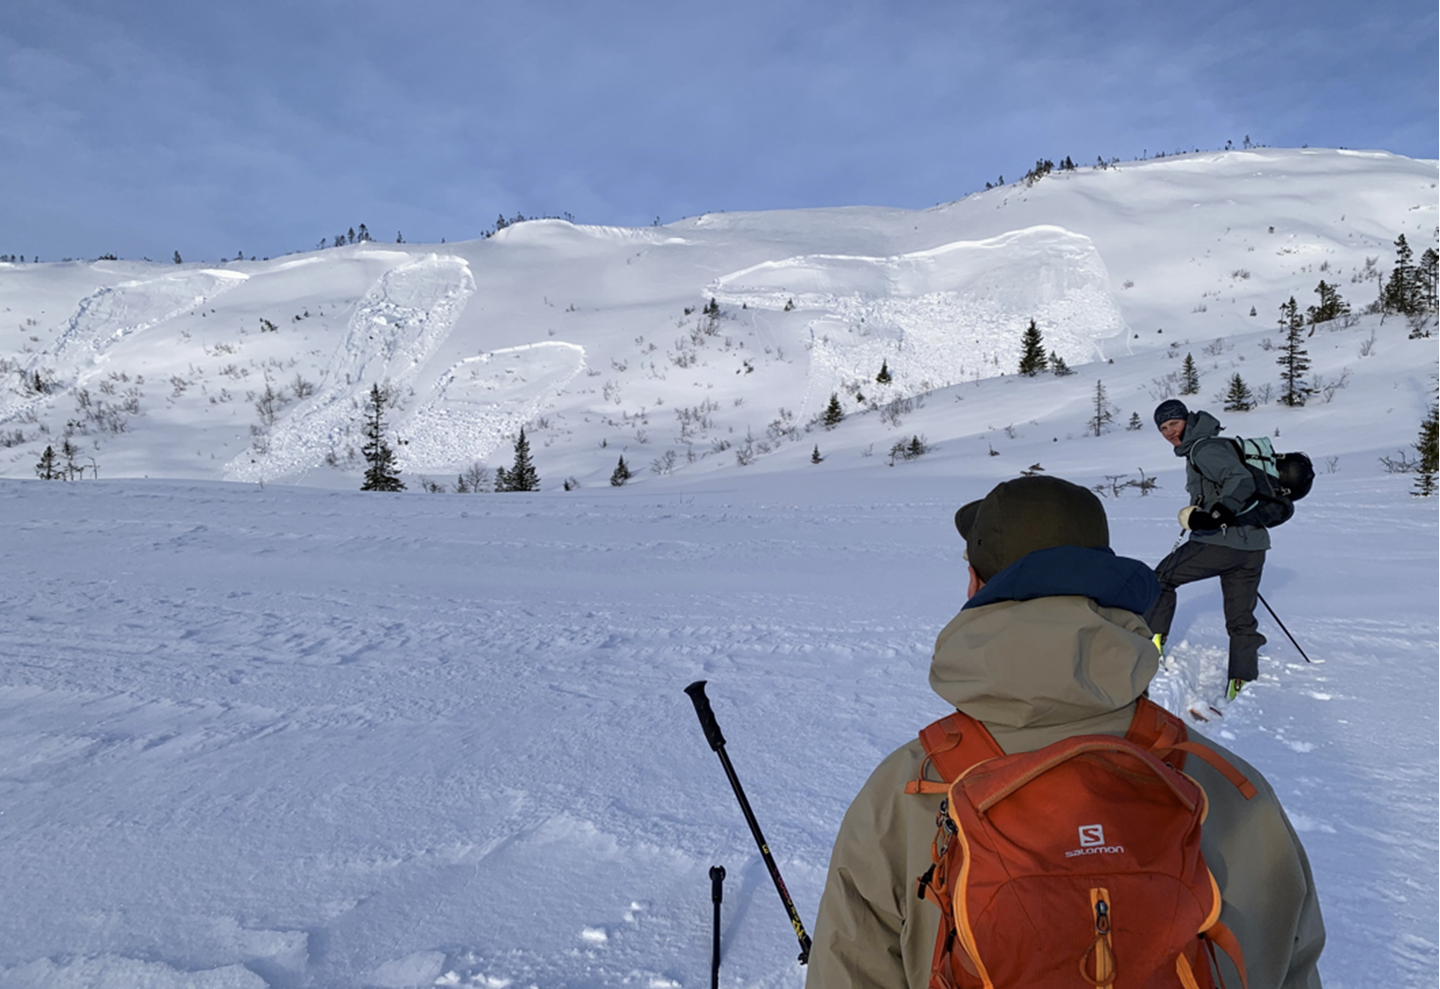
1203, 920, 1251, 989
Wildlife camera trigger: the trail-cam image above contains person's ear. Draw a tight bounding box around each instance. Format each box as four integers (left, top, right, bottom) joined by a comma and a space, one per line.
967, 565, 984, 599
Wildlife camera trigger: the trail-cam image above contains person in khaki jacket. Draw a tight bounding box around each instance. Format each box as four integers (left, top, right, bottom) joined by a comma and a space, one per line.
806, 475, 1325, 988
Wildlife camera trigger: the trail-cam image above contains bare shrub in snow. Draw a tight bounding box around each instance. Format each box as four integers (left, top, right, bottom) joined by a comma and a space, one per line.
880, 396, 913, 428
1313, 368, 1351, 403
888, 435, 930, 465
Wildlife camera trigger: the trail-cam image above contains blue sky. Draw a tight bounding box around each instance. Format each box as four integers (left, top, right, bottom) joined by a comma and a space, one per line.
2, 0, 1435, 262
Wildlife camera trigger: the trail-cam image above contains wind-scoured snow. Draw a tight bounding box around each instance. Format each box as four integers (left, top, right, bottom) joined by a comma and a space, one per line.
0, 465, 1434, 988
0, 148, 1436, 988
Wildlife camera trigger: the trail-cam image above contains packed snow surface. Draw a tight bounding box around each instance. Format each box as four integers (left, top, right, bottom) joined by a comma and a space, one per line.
0, 148, 1436, 987
2, 465, 1435, 988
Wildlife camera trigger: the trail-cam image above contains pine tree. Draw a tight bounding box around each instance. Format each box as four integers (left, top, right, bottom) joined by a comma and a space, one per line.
60, 437, 80, 479
35, 445, 60, 480
1049, 350, 1073, 376
497, 428, 539, 492
1223, 373, 1254, 412
1306, 280, 1349, 331
1018, 320, 1048, 376
610, 456, 632, 487
1088, 380, 1113, 436
811, 445, 823, 464
1415, 400, 1438, 496
360, 384, 405, 491
1419, 248, 1439, 315
1382, 234, 1418, 315
822, 393, 844, 429
1180, 353, 1201, 395
1277, 297, 1313, 407
1127, 411, 1144, 431
875, 360, 892, 385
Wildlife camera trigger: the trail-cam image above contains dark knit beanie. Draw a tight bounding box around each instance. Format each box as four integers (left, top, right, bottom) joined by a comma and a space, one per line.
1153, 399, 1189, 429
953, 475, 1110, 581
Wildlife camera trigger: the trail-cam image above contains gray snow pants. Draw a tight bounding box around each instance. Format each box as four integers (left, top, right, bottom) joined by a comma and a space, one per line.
1143, 541, 1267, 682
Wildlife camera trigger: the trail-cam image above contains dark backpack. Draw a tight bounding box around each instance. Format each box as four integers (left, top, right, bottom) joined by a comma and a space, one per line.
1194, 436, 1314, 528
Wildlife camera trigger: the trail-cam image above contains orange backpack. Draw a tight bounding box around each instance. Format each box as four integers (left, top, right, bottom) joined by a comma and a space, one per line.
905, 699, 1256, 989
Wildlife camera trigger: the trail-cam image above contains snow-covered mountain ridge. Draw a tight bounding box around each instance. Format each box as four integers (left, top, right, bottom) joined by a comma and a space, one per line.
1, 147, 1434, 488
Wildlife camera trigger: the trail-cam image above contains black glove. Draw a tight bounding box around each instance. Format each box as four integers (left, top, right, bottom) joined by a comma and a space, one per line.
1180, 503, 1236, 531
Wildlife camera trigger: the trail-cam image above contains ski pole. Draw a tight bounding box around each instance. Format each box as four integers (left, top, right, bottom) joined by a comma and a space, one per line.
1257, 592, 1313, 663
709, 865, 725, 989
684, 680, 812, 965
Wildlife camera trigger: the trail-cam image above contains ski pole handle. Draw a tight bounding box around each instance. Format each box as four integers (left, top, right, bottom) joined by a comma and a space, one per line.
685, 680, 727, 751
710, 865, 726, 902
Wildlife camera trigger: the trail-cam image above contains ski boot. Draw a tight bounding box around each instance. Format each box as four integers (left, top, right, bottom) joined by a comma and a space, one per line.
1152, 633, 1176, 671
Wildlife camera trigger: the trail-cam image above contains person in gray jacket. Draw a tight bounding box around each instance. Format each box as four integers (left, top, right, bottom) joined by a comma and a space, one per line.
805, 475, 1324, 988
1144, 399, 1268, 700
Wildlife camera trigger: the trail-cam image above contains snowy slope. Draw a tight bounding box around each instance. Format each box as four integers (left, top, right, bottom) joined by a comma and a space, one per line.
1, 148, 1434, 487
0, 148, 1437, 989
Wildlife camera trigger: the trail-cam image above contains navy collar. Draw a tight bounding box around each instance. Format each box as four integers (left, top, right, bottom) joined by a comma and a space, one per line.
964, 545, 1159, 615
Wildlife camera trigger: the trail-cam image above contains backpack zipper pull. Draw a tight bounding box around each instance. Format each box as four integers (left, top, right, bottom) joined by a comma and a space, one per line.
1094, 897, 1110, 935
1080, 889, 1116, 987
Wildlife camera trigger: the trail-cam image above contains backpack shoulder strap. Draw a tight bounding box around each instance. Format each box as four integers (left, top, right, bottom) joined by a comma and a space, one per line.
1125, 697, 1189, 766
904, 700, 1258, 799
1129, 698, 1259, 799
904, 711, 1005, 794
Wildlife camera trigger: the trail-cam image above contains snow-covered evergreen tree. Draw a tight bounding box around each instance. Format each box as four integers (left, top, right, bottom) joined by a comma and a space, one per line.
360, 384, 405, 492
1018, 320, 1048, 376
1306, 280, 1350, 330
1277, 297, 1313, 407
610, 456, 631, 487
822, 393, 844, 429
1180, 353, 1201, 395
497, 429, 540, 492
1088, 380, 1113, 436
1223, 373, 1255, 412
35, 445, 59, 480
1415, 400, 1438, 496
1382, 234, 1419, 316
